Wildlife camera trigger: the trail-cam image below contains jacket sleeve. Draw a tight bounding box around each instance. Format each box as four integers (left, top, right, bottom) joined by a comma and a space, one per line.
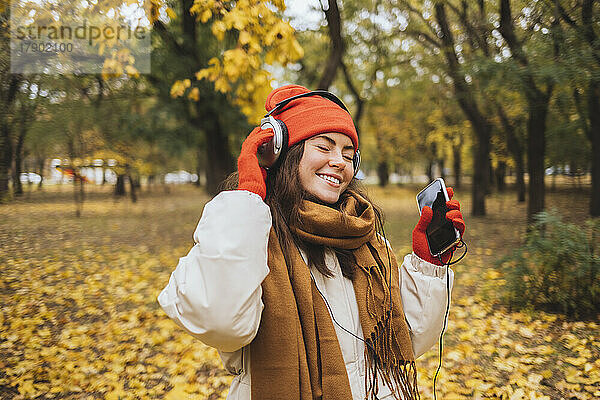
157, 190, 271, 352
400, 252, 454, 358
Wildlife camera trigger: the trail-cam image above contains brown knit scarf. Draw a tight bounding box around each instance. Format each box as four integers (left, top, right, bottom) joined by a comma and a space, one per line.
250, 193, 420, 400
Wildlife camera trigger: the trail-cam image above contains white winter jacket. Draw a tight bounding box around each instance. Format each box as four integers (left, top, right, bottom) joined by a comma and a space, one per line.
158, 190, 454, 400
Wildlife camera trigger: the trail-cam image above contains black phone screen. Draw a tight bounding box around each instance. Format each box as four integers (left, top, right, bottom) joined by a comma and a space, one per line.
417, 181, 459, 256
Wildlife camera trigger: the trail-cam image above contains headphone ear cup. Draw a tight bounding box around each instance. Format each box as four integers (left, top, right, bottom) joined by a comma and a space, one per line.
258, 116, 289, 169
353, 149, 361, 177
274, 119, 288, 153
271, 119, 288, 169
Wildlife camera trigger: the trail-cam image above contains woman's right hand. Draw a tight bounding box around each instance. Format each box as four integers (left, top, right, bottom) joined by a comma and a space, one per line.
237, 127, 274, 200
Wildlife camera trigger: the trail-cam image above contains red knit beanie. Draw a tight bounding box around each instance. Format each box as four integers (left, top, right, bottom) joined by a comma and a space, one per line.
265, 85, 359, 150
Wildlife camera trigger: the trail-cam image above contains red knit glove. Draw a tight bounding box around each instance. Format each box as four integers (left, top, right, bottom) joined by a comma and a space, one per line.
237, 127, 274, 200
412, 187, 466, 266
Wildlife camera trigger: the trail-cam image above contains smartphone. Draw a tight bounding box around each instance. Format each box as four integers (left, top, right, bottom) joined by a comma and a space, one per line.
416, 178, 461, 258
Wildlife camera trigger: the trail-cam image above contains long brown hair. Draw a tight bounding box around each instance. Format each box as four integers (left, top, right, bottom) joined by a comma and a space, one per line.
219, 141, 385, 279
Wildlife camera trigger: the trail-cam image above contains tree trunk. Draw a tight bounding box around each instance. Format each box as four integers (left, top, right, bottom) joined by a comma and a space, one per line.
114, 174, 126, 196
570, 160, 580, 190
487, 157, 494, 194
497, 103, 526, 202
148, 174, 155, 190
588, 80, 600, 216
0, 75, 21, 201
499, 0, 552, 223
452, 145, 461, 189
13, 125, 26, 196
13, 95, 36, 197
515, 160, 526, 202
471, 130, 491, 215
527, 100, 549, 223
195, 147, 203, 187
26, 159, 33, 197
439, 158, 446, 181
557, 0, 600, 215
495, 161, 507, 192
377, 161, 389, 187
128, 174, 137, 203
426, 161, 434, 183
200, 108, 235, 195
37, 157, 44, 189
74, 177, 84, 218
13, 147, 23, 196
435, 3, 490, 216
318, 0, 343, 90
177, 0, 234, 195
0, 122, 12, 200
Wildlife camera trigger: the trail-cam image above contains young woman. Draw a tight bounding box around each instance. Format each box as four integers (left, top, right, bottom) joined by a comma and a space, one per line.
158, 85, 465, 400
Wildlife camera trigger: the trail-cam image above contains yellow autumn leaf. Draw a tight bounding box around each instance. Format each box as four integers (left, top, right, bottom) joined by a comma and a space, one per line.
239, 30, 251, 45
214, 77, 231, 93
200, 9, 212, 23
165, 385, 189, 400
565, 356, 587, 366
527, 373, 543, 385
565, 366, 583, 383
188, 87, 200, 101
533, 345, 554, 355
169, 80, 186, 98
541, 369, 553, 379
485, 269, 500, 279
18, 380, 39, 396
519, 326, 535, 338
509, 388, 526, 399
125, 65, 139, 78
166, 7, 177, 20
195, 68, 211, 81
211, 20, 227, 41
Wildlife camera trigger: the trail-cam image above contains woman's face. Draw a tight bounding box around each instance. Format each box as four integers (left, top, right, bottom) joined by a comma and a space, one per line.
298, 132, 355, 204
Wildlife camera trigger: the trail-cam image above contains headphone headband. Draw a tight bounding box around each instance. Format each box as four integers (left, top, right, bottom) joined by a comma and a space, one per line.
264, 90, 350, 117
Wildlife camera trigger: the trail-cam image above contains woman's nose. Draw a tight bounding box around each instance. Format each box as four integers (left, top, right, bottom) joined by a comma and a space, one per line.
328, 152, 346, 169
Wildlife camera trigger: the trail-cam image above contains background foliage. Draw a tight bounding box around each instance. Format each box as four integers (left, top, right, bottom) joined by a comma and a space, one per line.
499, 211, 600, 318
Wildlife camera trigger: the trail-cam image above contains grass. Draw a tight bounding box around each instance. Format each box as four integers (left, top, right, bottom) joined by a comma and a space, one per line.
0, 182, 598, 399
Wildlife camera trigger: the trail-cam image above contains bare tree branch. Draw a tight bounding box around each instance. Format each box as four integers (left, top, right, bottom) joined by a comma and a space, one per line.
318, 0, 344, 89
339, 61, 364, 135
402, 29, 441, 49
398, 0, 442, 39
446, 0, 490, 56
153, 19, 199, 64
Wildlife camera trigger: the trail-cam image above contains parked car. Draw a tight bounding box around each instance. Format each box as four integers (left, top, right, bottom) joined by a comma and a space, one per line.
19, 172, 42, 184
164, 170, 198, 184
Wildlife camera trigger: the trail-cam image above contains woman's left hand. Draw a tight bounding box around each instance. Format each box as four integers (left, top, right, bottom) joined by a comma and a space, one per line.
412, 187, 465, 266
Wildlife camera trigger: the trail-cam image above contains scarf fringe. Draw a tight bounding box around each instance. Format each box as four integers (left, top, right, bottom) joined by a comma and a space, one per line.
362, 242, 420, 400
364, 314, 420, 400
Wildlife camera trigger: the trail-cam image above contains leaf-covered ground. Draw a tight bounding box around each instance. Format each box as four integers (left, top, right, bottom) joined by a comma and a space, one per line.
1, 184, 598, 399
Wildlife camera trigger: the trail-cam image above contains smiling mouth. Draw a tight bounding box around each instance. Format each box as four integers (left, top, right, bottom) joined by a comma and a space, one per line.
317, 174, 341, 185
